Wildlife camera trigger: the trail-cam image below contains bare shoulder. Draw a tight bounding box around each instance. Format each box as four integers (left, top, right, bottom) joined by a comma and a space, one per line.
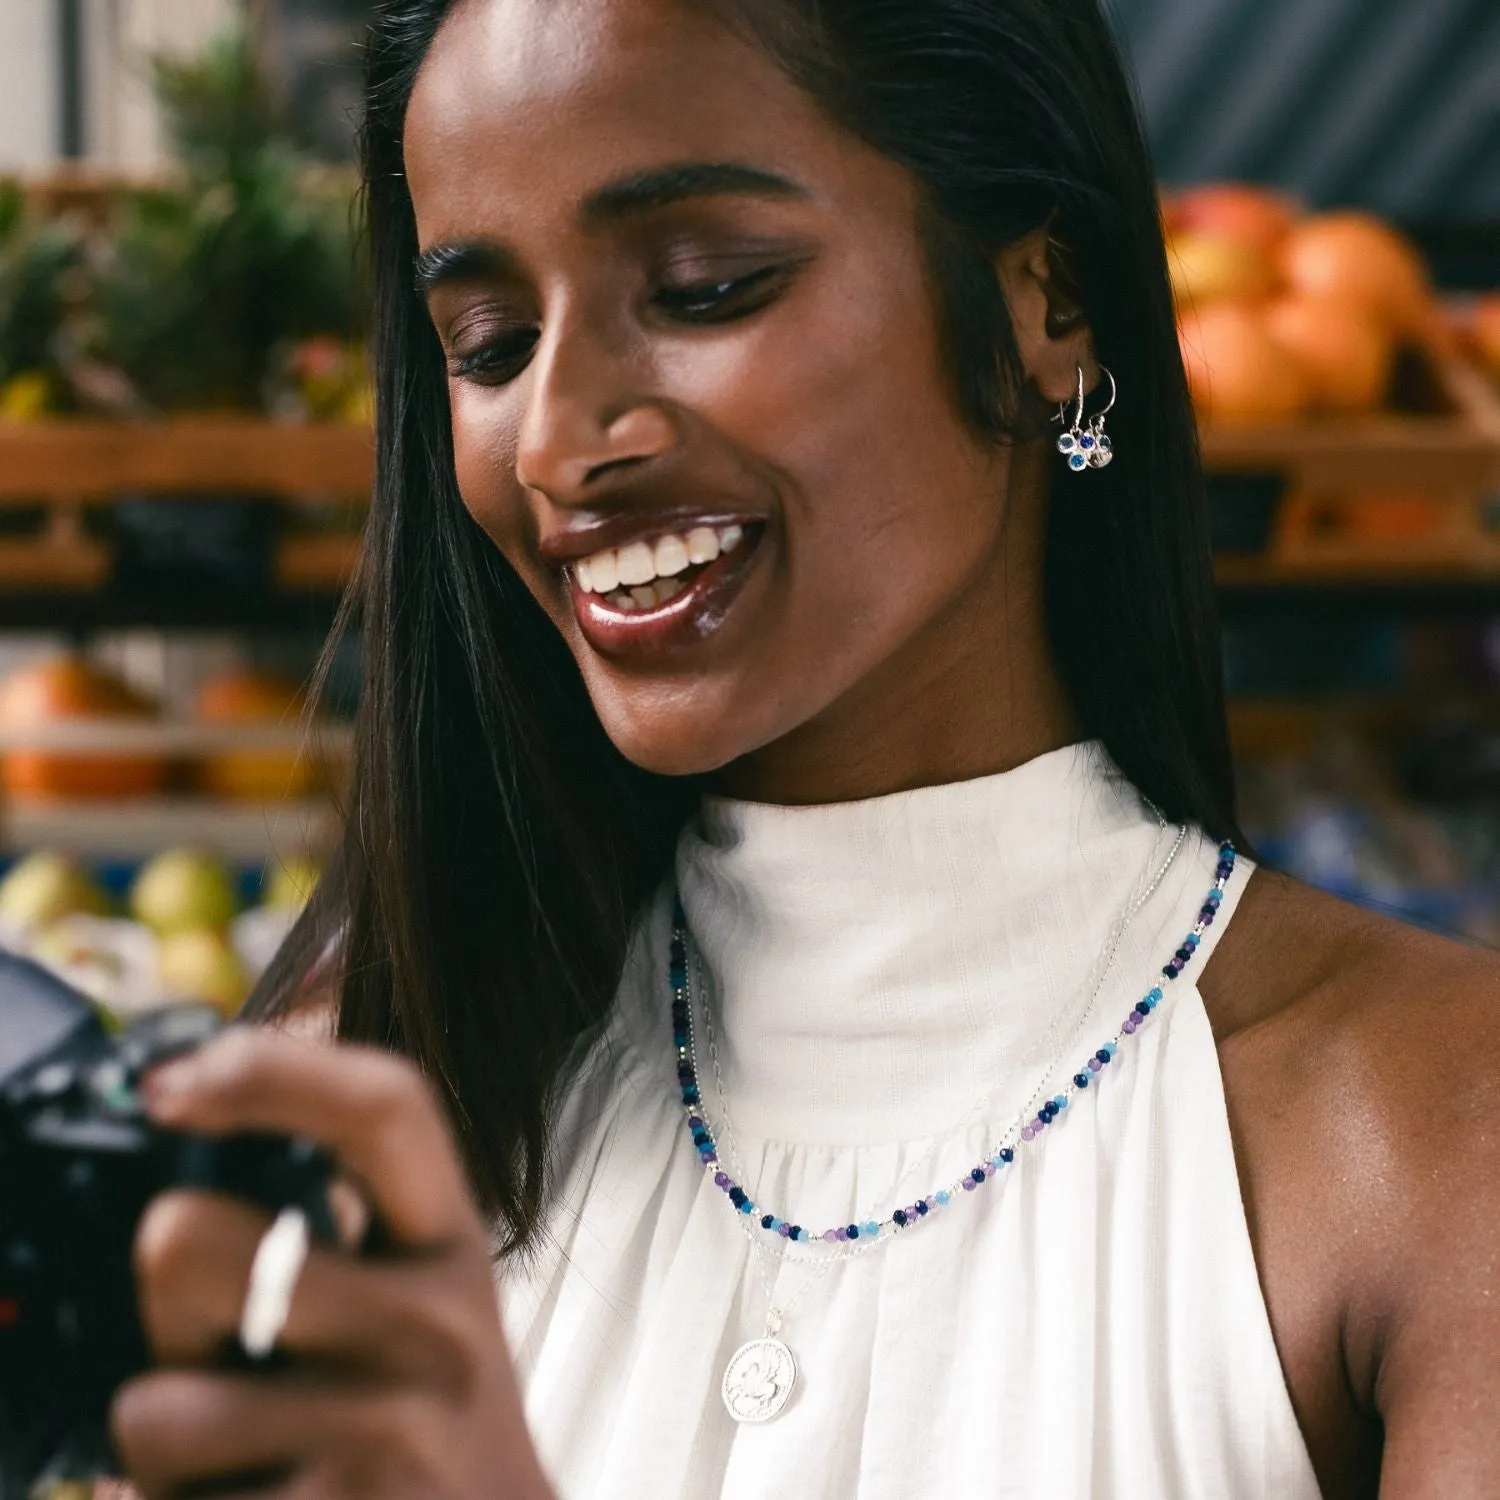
1201, 866, 1500, 1497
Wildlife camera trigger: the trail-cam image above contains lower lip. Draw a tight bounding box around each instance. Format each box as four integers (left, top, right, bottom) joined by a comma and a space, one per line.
569, 529, 765, 660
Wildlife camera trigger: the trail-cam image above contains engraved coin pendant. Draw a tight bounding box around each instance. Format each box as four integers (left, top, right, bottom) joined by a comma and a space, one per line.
722, 1337, 797, 1423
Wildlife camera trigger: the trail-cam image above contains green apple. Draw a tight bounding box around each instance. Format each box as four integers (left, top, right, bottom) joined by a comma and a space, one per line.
262, 855, 321, 911
130, 848, 238, 935
0, 850, 107, 929
158, 927, 249, 1015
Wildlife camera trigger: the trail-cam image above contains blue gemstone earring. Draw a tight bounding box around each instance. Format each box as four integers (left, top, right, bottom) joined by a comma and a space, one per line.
1055, 364, 1117, 472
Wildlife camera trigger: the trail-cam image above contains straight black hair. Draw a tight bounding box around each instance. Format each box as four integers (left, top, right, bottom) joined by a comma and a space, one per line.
250, 0, 1241, 1252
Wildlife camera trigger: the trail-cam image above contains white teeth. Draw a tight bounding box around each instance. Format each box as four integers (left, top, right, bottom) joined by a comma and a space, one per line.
686, 527, 721, 565
587, 550, 618, 594
654, 535, 690, 576
610, 590, 638, 611
630, 585, 657, 609
616, 541, 655, 587
656, 576, 684, 602
576, 522, 750, 598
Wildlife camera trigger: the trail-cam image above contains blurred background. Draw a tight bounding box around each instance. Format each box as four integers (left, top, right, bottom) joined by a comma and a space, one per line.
0, 0, 1496, 1019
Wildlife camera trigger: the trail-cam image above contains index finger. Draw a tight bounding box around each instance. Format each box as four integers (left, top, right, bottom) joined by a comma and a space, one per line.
144, 1028, 480, 1251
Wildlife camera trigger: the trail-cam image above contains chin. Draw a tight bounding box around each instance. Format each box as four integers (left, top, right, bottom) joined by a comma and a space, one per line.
586, 690, 763, 782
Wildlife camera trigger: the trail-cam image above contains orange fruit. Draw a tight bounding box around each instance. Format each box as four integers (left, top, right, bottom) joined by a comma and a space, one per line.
1280, 212, 1432, 338
1172, 183, 1301, 257
1179, 302, 1310, 425
0, 655, 168, 800
1167, 231, 1279, 311
1265, 295, 1394, 412
195, 670, 319, 801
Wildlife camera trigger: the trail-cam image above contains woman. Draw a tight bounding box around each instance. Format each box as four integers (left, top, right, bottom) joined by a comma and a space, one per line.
110, 0, 1498, 1496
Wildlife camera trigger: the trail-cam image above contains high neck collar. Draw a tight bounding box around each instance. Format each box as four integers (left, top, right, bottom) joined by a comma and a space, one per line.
674, 741, 1186, 1145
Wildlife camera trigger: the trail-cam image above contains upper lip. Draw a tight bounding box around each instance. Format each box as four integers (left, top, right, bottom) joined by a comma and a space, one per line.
536, 504, 766, 567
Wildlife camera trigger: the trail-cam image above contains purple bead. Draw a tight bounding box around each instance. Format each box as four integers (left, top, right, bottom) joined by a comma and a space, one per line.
836, 1226, 849, 1240
962, 1178, 977, 1191
778, 1223, 791, 1238
713, 1171, 729, 1189
1123, 1016, 1138, 1034
1021, 1125, 1035, 1141
1088, 1057, 1103, 1072
823, 1229, 839, 1243
688, 1116, 704, 1129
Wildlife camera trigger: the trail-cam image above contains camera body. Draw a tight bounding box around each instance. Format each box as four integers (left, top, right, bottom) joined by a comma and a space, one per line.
0, 953, 334, 1493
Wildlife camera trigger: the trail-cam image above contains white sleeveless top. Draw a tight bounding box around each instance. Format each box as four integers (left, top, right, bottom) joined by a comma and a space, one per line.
498, 743, 1321, 1499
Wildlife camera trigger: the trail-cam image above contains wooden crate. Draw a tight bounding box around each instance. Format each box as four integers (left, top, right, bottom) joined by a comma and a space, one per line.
0, 417, 372, 591
1203, 354, 1500, 582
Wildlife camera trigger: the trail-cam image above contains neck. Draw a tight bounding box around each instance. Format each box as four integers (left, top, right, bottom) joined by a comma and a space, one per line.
718, 443, 1073, 805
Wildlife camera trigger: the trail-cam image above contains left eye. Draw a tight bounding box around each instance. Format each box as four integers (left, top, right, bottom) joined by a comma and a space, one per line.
653, 266, 787, 323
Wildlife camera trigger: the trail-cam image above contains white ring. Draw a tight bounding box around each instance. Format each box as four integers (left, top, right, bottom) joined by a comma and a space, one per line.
239, 1206, 311, 1360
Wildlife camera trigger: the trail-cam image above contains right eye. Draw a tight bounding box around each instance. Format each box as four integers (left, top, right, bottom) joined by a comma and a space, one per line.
449, 326, 540, 387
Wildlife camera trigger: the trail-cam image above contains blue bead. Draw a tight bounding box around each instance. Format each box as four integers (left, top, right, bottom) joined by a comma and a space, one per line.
893, 1210, 907, 1226
1053, 1095, 1067, 1110
864, 1222, 879, 1237
1075, 1072, 1090, 1088
937, 1191, 951, 1206
1000, 1148, 1014, 1163
847, 1224, 860, 1239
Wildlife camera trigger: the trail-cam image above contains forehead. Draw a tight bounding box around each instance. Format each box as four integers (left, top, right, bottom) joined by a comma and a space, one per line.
404, 0, 835, 234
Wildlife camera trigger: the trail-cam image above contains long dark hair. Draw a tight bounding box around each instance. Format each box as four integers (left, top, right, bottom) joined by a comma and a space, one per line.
250, 0, 1239, 1252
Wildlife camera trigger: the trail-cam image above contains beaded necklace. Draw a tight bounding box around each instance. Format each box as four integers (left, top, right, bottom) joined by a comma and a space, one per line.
669, 840, 1237, 1423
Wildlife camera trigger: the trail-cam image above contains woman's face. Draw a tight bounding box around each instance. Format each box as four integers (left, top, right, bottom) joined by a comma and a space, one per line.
405, 0, 1071, 797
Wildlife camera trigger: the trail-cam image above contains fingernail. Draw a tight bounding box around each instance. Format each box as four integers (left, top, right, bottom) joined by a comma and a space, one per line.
143, 1060, 197, 1114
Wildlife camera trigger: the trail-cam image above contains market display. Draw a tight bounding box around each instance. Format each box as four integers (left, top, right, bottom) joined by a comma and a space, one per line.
1163, 185, 1447, 424
0, 843, 318, 1020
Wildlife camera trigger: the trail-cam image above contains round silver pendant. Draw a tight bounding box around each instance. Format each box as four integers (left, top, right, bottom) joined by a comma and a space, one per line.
722, 1337, 797, 1423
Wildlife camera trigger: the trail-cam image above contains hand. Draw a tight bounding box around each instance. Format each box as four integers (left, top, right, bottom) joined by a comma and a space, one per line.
112, 1028, 553, 1500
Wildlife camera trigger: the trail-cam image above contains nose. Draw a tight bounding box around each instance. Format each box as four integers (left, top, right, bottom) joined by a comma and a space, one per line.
515, 311, 677, 503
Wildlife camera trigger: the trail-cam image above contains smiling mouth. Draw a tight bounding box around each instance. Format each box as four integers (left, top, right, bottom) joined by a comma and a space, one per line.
564, 518, 765, 658
572, 522, 747, 613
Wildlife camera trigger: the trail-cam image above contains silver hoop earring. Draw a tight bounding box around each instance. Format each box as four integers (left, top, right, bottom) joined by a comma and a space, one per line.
1055, 364, 1117, 471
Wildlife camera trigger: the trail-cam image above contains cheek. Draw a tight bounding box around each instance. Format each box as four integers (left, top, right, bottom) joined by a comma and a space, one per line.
447, 391, 538, 576
699, 266, 1004, 643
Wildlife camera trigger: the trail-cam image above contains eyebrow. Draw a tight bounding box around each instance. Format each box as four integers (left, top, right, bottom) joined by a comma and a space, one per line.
579, 160, 808, 228
414, 160, 808, 296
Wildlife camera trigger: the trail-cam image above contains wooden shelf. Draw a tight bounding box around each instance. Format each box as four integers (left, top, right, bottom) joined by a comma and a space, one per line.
0, 720, 353, 754
2, 797, 338, 862
0, 418, 373, 502
1198, 356, 1500, 491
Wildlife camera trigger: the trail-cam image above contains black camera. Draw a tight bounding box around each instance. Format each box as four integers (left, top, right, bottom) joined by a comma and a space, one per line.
0, 952, 335, 1495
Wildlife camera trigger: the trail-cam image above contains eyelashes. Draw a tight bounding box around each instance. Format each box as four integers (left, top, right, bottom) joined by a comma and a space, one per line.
445, 263, 797, 388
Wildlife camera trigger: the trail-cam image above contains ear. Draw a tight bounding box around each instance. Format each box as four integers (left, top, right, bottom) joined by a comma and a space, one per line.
994, 224, 1098, 409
